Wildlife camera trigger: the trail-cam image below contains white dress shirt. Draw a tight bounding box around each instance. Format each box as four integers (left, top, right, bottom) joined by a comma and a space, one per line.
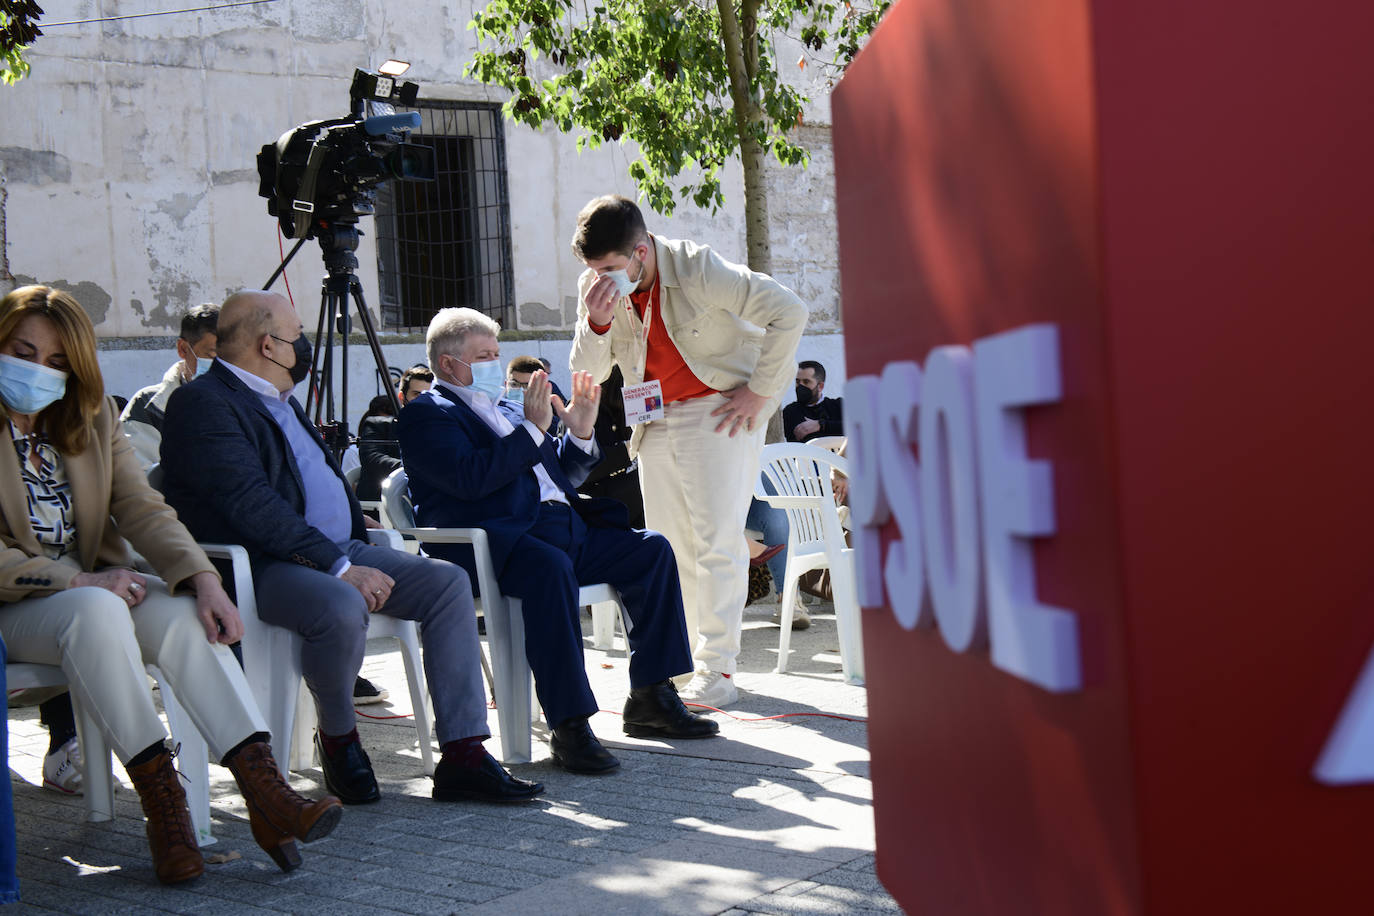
434, 379, 594, 505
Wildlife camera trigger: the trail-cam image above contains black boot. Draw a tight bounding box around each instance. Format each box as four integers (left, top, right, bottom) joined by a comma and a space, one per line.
550, 716, 620, 774
623, 681, 720, 739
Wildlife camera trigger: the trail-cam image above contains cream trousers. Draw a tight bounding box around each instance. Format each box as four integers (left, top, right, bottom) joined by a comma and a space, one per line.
637, 393, 766, 675
0, 576, 264, 765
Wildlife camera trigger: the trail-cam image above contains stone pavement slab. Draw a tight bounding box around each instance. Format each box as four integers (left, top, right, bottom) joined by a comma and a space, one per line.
5, 599, 900, 914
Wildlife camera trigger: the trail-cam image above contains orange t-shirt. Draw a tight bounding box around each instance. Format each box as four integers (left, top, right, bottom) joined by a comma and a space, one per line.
591, 276, 714, 404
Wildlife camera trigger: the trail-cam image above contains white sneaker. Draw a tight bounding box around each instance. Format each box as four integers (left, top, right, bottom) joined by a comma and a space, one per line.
43, 736, 83, 796
771, 594, 812, 630
679, 671, 739, 708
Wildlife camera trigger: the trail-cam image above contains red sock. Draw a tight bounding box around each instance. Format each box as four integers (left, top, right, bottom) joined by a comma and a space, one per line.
440, 735, 487, 769
318, 728, 359, 757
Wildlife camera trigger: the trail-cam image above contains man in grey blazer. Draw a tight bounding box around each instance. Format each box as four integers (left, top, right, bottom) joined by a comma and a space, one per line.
162, 290, 542, 807
569, 196, 807, 707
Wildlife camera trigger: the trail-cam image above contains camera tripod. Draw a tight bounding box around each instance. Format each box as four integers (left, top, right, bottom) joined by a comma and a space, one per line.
264, 219, 400, 458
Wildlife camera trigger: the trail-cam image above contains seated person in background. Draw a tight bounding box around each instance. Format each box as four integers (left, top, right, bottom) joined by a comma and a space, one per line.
161, 291, 541, 808
399, 309, 718, 776
120, 302, 219, 470
745, 491, 810, 631
357, 364, 432, 503
576, 365, 644, 529
783, 360, 843, 443
0, 286, 341, 884
505, 355, 559, 434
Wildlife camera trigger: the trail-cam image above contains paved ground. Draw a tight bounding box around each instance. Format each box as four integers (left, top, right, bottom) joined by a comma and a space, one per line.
6, 598, 899, 915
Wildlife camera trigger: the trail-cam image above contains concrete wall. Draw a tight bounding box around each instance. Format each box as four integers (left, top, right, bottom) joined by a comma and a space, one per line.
0, 1, 846, 349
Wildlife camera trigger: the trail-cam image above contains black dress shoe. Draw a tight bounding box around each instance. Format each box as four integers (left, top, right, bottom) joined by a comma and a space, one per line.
550, 717, 620, 774
433, 752, 545, 803
314, 734, 380, 805
623, 681, 721, 739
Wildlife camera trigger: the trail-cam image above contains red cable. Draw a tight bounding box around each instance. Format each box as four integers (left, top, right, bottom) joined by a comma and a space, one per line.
276, 227, 295, 307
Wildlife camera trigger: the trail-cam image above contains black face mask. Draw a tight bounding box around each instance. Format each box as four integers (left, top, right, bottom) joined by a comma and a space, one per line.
795, 384, 815, 407
269, 333, 312, 385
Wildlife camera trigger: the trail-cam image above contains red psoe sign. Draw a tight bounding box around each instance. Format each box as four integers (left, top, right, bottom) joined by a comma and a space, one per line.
849, 325, 1081, 692
833, 0, 1374, 913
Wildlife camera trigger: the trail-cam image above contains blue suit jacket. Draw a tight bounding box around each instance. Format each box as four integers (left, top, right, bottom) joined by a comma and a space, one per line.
396, 385, 626, 579
160, 361, 367, 572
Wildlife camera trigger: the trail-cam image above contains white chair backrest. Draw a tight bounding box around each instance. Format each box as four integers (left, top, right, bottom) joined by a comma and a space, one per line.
380, 467, 416, 528
344, 464, 362, 489
756, 443, 850, 556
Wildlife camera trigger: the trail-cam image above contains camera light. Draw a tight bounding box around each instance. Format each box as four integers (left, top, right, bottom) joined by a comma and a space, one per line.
379, 60, 411, 76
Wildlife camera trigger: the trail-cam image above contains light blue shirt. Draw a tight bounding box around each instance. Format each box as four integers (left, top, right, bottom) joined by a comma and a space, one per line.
222, 360, 355, 574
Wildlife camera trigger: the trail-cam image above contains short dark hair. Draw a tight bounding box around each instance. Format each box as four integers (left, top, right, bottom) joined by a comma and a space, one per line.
798, 360, 826, 384
362, 393, 397, 422
180, 303, 220, 344
571, 195, 647, 261
400, 364, 433, 396
507, 355, 544, 377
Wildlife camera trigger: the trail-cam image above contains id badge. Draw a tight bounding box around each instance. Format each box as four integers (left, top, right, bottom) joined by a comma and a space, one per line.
622, 379, 666, 425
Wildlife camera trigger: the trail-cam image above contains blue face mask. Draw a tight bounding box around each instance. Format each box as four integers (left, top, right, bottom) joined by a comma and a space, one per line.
457, 356, 506, 402
0, 354, 69, 415
504, 385, 525, 405
192, 357, 212, 379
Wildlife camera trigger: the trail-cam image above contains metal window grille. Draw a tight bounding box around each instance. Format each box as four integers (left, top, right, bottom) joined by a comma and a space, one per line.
375, 101, 514, 330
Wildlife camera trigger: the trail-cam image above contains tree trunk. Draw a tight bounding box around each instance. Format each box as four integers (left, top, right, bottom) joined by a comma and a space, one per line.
718, 0, 782, 442
716, 0, 771, 275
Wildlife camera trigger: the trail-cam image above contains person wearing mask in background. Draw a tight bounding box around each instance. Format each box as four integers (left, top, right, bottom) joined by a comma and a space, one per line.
505, 355, 558, 434
782, 360, 843, 443
120, 303, 219, 471
356, 364, 433, 505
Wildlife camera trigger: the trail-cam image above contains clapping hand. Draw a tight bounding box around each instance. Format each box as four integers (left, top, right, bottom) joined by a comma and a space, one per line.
552, 371, 601, 440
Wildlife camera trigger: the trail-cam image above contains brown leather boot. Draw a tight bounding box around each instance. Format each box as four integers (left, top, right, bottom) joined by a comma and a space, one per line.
126, 747, 204, 885
225, 741, 343, 872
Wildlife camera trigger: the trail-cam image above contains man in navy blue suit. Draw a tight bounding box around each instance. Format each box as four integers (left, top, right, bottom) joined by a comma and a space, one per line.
397, 308, 717, 774
162, 291, 543, 807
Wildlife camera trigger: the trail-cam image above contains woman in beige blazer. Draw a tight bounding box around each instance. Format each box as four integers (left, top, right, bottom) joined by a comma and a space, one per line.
0, 286, 341, 885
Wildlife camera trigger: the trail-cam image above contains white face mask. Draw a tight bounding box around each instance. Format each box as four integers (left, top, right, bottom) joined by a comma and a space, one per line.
455, 355, 505, 402
601, 249, 644, 298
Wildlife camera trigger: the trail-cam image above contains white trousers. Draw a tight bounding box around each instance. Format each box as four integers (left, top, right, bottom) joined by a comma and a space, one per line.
637, 393, 766, 674
0, 578, 264, 765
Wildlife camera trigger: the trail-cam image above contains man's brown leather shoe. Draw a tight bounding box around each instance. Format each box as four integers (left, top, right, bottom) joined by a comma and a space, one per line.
126, 747, 205, 885
226, 741, 343, 872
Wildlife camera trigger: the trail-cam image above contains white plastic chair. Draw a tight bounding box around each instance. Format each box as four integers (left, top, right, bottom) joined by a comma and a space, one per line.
205, 534, 437, 778
344, 464, 383, 518
380, 468, 625, 763
5, 660, 219, 846
756, 442, 863, 684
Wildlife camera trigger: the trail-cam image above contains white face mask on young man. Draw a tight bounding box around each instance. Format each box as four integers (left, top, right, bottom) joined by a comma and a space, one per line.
602, 248, 645, 299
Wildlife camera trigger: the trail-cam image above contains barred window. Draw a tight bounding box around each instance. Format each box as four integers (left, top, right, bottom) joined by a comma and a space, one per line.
374, 101, 514, 330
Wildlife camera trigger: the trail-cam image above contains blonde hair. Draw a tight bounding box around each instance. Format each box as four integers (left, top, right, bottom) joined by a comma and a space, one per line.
0, 286, 105, 454
426, 307, 500, 369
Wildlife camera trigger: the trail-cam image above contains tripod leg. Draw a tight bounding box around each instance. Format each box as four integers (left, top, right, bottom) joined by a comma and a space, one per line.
305, 284, 330, 418
348, 276, 402, 415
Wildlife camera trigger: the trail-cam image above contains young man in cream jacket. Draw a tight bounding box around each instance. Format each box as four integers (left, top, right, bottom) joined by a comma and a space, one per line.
570, 195, 807, 706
